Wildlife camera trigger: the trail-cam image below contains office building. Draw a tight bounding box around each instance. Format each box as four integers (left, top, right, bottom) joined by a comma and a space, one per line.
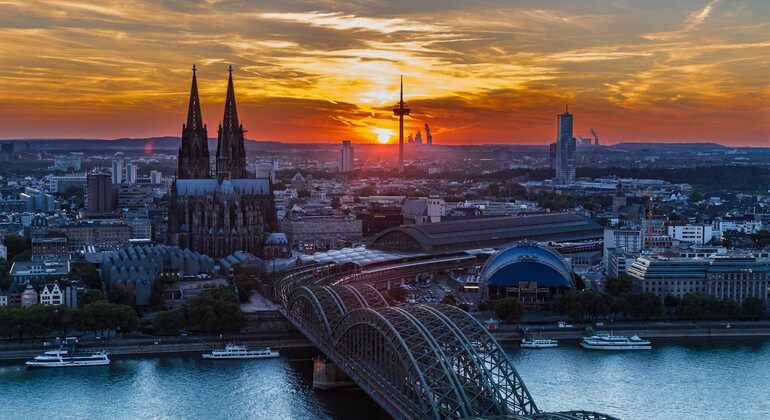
111, 158, 125, 184
628, 254, 770, 305
667, 225, 714, 245
554, 109, 576, 185
126, 162, 138, 184
86, 172, 116, 215
150, 170, 163, 185
31, 237, 69, 261
340, 140, 355, 173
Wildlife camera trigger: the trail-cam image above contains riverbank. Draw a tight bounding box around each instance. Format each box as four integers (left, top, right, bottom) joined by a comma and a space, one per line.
494, 320, 770, 342
0, 332, 312, 362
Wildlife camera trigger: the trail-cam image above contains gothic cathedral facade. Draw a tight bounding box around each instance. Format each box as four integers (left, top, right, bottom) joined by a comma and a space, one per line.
168, 66, 277, 258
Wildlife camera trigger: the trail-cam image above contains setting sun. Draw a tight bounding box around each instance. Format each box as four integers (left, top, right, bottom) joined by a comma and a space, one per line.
372, 127, 394, 144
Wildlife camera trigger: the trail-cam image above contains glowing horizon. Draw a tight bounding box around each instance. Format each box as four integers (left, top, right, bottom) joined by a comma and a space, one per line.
0, 1, 768, 146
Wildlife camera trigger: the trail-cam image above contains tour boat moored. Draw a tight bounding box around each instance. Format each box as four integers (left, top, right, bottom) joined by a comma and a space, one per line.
202, 344, 280, 359
520, 338, 559, 349
580, 333, 652, 350
26, 349, 111, 368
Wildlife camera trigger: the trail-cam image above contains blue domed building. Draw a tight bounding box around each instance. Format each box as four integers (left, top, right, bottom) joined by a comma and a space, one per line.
480, 242, 574, 304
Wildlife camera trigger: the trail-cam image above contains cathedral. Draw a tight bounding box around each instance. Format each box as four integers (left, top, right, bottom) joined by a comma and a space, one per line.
168, 66, 277, 259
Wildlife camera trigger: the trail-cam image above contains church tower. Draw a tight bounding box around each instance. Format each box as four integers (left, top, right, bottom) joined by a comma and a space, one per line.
177, 65, 210, 179
216, 65, 247, 180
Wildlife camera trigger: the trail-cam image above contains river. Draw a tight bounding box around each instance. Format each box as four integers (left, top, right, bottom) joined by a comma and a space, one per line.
2, 338, 769, 420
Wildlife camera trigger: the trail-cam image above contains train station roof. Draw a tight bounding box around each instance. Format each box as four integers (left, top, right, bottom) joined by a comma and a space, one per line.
369, 213, 603, 253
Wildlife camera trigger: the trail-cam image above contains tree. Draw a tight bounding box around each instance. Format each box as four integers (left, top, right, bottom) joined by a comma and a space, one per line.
605, 275, 633, 296
108, 287, 132, 305
493, 298, 522, 323
629, 293, 663, 320
77, 302, 139, 335
232, 265, 260, 303
182, 289, 244, 333
742, 297, 767, 320
153, 309, 186, 335
80, 289, 106, 307
71, 261, 102, 289
4, 235, 30, 262
0, 260, 10, 290
579, 291, 609, 321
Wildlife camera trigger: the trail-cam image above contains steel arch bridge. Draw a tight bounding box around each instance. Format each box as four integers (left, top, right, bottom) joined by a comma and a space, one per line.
275, 262, 620, 420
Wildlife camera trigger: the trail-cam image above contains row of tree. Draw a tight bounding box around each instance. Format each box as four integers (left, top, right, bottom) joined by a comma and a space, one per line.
152, 288, 244, 335
0, 302, 139, 340
554, 287, 767, 322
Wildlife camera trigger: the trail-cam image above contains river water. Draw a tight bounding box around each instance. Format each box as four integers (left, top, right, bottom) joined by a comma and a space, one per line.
1, 338, 769, 420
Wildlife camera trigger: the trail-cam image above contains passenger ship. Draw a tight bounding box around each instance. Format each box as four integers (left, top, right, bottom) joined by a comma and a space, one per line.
202, 344, 280, 359
26, 349, 110, 368
520, 338, 559, 349
580, 333, 652, 350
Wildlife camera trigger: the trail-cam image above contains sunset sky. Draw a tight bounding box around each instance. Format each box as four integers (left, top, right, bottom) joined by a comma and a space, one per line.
0, 0, 768, 145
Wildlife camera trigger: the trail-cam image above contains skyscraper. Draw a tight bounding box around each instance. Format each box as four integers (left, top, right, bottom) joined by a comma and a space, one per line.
340, 140, 354, 173
425, 123, 432, 145
126, 163, 138, 185
111, 158, 125, 184
392, 76, 410, 173
554, 108, 576, 185
87, 172, 115, 215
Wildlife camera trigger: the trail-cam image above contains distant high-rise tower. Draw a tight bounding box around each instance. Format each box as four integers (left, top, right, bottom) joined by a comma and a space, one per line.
554, 107, 576, 185
425, 123, 432, 145
178, 65, 210, 179
340, 140, 354, 173
87, 172, 115, 215
392, 76, 410, 173
415, 131, 422, 145
126, 163, 138, 185
111, 157, 125, 184
216, 65, 247, 180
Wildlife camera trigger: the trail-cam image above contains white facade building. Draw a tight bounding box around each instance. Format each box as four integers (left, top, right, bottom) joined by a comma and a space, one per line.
126, 163, 138, 185
40, 283, 64, 306
150, 170, 163, 185
667, 225, 714, 245
111, 158, 125, 184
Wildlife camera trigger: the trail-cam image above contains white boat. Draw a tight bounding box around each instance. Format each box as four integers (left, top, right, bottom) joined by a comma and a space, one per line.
580, 333, 652, 350
202, 344, 280, 359
25, 349, 110, 368
521, 338, 559, 349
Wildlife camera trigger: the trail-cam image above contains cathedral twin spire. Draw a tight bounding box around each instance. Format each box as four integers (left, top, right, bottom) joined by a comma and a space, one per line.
178, 65, 247, 180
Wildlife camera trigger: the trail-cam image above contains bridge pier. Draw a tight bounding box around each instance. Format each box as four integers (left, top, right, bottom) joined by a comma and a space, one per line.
313, 357, 354, 390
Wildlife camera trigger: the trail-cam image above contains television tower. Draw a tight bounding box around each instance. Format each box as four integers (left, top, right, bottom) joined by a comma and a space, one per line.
392, 76, 410, 173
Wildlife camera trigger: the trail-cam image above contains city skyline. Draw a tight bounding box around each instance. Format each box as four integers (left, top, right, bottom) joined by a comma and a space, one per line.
0, 0, 769, 145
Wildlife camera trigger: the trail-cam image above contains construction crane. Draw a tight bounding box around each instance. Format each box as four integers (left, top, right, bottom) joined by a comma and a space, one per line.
590, 128, 599, 145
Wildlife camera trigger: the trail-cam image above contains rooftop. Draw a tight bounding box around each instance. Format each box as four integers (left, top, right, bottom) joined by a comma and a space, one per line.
369, 213, 602, 252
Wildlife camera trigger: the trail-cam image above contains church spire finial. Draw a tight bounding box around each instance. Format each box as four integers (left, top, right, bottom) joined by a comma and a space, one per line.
222, 65, 239, 131
186, 64, 203, 131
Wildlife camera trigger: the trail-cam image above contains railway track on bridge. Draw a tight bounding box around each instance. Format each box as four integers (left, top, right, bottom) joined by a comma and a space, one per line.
274, 257, 620, 420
